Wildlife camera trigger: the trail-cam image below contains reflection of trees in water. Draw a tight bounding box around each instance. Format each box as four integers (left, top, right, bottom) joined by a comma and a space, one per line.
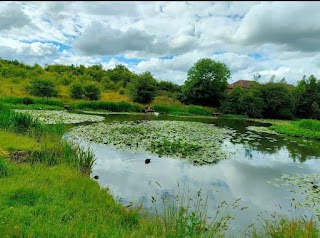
235, 131, 320, 163
244, 148, 253, 159
285, 139, 320, 162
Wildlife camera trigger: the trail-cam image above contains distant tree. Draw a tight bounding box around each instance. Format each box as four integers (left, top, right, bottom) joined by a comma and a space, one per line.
85, 64, 106, 82
269, 74, 276, 83
129, 71, 158, 104
107, 65, 134, 87
182, 58, 231, 107
28, 79, 58, 97
83, 83, 101, 100
69, 83, 84, 99
157, 80, 181, 93
253, 73, 261, 82
220, 84, 265, 118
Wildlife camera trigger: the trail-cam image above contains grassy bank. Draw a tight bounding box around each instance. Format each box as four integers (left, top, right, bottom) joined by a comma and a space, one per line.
270, 119, 320, 139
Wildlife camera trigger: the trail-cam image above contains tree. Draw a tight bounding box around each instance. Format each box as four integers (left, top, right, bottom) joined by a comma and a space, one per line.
262, 82, 295, 119
28, 79, 58, 97
83, 83, 101, 100
253, 73, 261, 82
129, 72, 158, 104
294, 75, 320, 118
182, 58, 231, 107
220, 84, 265, 118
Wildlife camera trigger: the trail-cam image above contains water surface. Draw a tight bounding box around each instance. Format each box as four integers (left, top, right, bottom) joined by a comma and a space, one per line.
66, 114, 320, 235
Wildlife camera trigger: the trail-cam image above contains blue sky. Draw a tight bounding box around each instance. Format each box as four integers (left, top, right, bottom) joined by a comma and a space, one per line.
0, 1, 320, 85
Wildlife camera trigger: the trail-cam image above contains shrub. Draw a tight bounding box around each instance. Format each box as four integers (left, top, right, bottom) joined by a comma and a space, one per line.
69, 83, 84, 99
83, 83, 101, 101
22, 97, 34, 105
28, 79, 58, 97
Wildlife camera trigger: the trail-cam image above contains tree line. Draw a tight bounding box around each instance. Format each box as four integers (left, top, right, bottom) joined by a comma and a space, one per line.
0, 57, 319, 120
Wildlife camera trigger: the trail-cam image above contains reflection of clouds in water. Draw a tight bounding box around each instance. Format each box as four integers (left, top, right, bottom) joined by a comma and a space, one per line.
223, 140, 299, 166
76, 137, 317, 233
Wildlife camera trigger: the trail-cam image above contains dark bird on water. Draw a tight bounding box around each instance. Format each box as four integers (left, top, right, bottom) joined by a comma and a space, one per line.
94, 175, 99, 179
145, 158, 151, 164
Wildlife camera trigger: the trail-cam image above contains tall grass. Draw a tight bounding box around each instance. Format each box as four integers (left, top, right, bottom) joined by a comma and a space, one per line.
0, 96, 64, 107
62, 142, 96, 174
250, 217, 319, 238
0, 102, 44, 134
145, 188, 241, 238
297, 119, 320, 131
0, 156, 9, 178
70, 100, 143, 112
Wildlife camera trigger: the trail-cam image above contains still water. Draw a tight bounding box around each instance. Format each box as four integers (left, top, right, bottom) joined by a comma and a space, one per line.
66, 114, 320, 235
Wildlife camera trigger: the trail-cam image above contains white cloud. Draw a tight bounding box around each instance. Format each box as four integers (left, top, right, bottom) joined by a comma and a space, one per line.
234, 2, 320, 52
0, 1, 319, 85
0, 2, 31, 30
0, 37, 60, 65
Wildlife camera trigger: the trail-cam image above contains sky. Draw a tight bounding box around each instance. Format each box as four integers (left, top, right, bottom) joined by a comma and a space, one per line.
1, 1, 320, 86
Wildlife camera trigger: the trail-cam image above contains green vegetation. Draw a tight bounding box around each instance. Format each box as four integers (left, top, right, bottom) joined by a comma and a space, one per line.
1, 57, 320, 120
270, 119, 320, 139
129, 71, 158, 104
69, 82, 84, 99
251, 218, 319, 238
68, 120, 232, 164
70, 100, 143, 112
0, 155, 9, 178
83, 82, 102, 100
182, 58, 231, 107
27, 79, 58, 97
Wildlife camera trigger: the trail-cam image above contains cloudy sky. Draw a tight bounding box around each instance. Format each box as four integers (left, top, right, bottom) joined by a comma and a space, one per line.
1, 1, 320, 85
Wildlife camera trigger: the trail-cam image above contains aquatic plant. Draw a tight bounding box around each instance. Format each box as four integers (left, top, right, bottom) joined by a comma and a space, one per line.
268, 173, 320, 218
68, 120, 235, 164
14, 110, 105, 124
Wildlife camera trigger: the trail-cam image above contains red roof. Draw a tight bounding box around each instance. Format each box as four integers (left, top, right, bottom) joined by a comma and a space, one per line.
229, 80, 253, 89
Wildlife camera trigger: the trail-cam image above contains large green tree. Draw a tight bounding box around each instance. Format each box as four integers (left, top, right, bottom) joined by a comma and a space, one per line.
182, 58, 231, 107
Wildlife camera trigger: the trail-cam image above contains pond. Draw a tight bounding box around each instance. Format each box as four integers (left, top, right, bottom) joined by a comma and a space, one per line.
65, 113, 320, 236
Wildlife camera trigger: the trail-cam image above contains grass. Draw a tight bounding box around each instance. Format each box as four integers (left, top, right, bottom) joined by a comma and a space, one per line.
250, 217, 319, 238
69, 100, 144, 112
221, 114, 248, 120
270, 119, 320, 139
0, 130, 41, 152
0, 155, 9, 178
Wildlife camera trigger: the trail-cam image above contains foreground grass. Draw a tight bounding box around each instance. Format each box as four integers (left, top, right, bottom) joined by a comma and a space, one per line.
270, 119, 320, 139
251, 217, 319, 238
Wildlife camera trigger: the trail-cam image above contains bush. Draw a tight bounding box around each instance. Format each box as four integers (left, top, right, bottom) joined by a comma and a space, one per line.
83, 83, 101, 101
69, 83, 84, 99
28, 79, 58, 97
22, 97, 34, 105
